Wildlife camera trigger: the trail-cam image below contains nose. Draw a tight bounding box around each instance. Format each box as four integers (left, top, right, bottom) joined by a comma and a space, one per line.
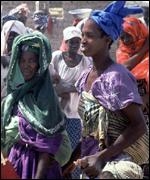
81, 36, 87, 44
22, 60, 30, 69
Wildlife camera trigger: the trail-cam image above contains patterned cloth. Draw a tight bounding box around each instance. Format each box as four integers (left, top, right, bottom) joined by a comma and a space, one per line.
75, 63, 143, 112
78, 91, 149, 165
32, 10, 49, 32
102, 160, 143, 179
65, 118, 82, 179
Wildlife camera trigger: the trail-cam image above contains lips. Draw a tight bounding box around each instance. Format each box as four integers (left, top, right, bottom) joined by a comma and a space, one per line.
80, 45, 88, 52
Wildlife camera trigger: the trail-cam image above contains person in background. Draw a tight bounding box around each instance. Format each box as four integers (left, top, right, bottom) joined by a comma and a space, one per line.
59, 9, 92, 52
8, 3, 30, 26
1, 32, 72, 179
1, 15, 17, 27
116, 16, 149, 127
73, 1, 148, 179
1, 20, 27, 100
49, 26, 91, 178
32, 9, 53, 35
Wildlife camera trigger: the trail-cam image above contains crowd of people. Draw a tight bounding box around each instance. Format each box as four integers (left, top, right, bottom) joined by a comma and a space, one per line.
1, 1, 149, 179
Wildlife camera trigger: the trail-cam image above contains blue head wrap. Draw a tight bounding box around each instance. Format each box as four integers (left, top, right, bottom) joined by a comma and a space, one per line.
1, 15, 17, 26
32, 11, 49, 31
90, 1, 143, 41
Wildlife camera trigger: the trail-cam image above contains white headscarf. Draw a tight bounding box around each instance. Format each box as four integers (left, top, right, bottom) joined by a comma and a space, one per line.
63, 26, 81, 41
1, 20, 27, 55
102, 160, 143, 179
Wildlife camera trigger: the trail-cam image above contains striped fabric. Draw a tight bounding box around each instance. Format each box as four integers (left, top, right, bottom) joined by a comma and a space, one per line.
78, 91, 149, 165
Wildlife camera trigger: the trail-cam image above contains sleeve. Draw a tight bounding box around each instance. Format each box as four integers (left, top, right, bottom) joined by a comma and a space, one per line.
50, 50, 62, 73
92, 70, 143, 111
75, 70, 89, 94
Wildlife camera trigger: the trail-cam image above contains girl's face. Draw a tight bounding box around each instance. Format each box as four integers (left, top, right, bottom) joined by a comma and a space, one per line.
19, 51, 39, 81
66, 37, 81, 53
80, 19, 109, 57
120, 31, 134, 46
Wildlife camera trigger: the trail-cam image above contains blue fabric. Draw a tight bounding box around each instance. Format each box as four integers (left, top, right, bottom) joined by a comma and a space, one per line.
33, 13, 49, 31
1, 15, 17, 26
90, 1, 143, 41
65, 118, 82, 179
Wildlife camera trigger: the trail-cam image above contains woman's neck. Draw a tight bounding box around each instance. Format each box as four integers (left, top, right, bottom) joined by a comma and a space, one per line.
92, 53, 113, 72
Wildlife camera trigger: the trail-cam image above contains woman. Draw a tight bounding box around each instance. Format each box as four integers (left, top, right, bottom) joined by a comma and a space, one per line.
8, 3, 30, 25
1, 32, 72, 179
116, 16, 149, 127
1, 20, 27, 56
50, 26, 91, 178
74, 1, 149, 179
1, 20, 27, 100
32, 9, 53, 35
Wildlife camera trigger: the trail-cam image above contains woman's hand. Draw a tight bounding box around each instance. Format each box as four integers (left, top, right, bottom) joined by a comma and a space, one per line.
75, 152, 104, 178
52, 74, 61, 84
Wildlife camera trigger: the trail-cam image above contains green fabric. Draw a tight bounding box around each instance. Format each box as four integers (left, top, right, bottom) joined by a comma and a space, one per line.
21, 42, 40, 55
55, 130, 72, 166
1, 32, 66, 153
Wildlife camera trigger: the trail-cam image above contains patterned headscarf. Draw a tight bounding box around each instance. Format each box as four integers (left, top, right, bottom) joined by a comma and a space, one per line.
32, 10, 49, 32
1, 32, 65, 152
90, 1, 143, 41
102, 161, 143, 179
118, 16, 149, 54
1, 15, 17, 26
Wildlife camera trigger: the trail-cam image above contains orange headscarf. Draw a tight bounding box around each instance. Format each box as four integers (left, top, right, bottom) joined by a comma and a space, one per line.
116, 16, 149, 92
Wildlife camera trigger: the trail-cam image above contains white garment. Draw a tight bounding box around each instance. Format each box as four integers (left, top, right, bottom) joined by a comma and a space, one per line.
50, 50, 91, 118
1, 20, 27, 55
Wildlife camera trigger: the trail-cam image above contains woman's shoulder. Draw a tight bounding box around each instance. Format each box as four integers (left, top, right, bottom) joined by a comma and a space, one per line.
52, 50, 63, 57
104, 63, 136, 82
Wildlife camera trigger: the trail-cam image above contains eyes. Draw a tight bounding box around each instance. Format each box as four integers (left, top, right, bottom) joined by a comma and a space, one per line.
81, 31, 102, 40
20, 57, 37, 64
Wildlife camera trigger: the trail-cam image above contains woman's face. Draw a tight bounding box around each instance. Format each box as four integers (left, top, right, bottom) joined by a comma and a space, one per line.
66, 37, 81, 53
120, 31, 134, 46
80, 19, 109, 57
19, 51, 39, 81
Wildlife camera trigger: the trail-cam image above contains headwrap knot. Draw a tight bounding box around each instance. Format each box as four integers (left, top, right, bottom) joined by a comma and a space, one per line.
90, 1, 143, 41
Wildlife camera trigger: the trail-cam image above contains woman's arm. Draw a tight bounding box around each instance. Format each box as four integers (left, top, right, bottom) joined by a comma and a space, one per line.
75, 103, 147, 177
99, 103, 147, 161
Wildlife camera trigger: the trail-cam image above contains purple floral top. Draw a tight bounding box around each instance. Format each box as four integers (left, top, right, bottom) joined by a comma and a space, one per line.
75, 63, 143, 111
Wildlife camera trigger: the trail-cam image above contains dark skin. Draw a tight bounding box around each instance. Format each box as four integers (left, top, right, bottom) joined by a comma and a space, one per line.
19, 51, 55, 178
19, 51, 39, 81
75, 19, 147, 178
54, 37, 82, 98
7, 31, 19, 55
63, 37, 83, 68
